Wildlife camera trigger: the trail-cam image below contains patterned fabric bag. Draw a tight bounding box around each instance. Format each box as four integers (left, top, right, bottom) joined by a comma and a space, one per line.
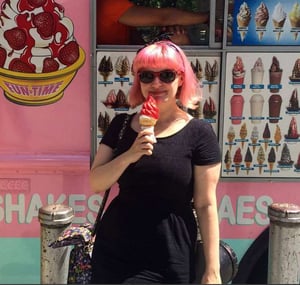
49, 223, 94, 284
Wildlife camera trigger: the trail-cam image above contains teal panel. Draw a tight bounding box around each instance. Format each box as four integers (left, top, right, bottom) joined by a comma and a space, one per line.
222, 238, 254, 264
0, 238, 40, 284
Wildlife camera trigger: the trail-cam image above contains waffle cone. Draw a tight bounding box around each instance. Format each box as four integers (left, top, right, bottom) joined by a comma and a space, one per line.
245, 162, 251, 175
139, 115, 157, 127
235, 165, 240, 175
269, 162, 274, 175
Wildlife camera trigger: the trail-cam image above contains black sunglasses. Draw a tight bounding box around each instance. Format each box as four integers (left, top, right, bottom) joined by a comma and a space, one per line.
138, 70, 178, 84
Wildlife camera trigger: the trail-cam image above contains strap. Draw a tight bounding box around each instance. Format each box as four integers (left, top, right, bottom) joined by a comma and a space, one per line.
91, 114, 130, 237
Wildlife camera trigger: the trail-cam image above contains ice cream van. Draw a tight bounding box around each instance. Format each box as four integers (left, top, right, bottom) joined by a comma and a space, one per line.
1, 0, 300, 284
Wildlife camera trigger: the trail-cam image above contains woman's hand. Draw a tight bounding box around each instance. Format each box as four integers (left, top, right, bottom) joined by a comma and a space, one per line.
123, 129, 155, 163
201, 271, 222, 284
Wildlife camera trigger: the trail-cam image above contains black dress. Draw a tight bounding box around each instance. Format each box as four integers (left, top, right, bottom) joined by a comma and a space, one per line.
91, 113, 221, 284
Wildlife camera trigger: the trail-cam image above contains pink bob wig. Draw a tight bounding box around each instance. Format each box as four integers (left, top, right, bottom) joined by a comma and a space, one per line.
129, 41, 202, 109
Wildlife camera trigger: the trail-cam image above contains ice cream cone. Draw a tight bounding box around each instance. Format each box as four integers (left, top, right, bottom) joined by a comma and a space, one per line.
226, 163, 231, 174
252, 138, 258, 153
264, 142, 268, 151
269, 162, 274, 175
241, 141, 245, 149
235, 164, 240, 175
256, 30, 265, 41
208, 83, 213, 93
237, 18, 250, 41
290, 19, 300, 40
273, 19, 285, 40
245, 162, 251, 175
259, 165, 263, 174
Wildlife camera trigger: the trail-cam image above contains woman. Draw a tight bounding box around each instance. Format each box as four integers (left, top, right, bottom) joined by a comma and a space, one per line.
90, 39, 221, 284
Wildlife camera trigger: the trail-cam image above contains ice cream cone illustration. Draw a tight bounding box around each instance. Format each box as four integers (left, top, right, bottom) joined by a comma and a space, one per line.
98, 56, 113, 86
274, 124, 282, 151
227, 126, 235, 151
115, 56, 130, 86
233, 147, 242, 175
191, 59, 203, 81
289, 2, 300, 40
255, 2, 269, 41
239, 122, 247, 148
268, 147, 276, 175
224, 150, 232, 175
272, 3, 287, 40
139, 95, 159, 143
263, 123, 270, 151
204, 60, 218, 92
250, 126, 259, 153
237, 2, 251, 41
257, 146, 265, 174
244, 147, 253, 175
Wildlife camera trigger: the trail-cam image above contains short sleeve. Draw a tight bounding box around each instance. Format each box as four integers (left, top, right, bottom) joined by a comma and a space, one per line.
191, 120, 221, 166
100, 113, 129, 149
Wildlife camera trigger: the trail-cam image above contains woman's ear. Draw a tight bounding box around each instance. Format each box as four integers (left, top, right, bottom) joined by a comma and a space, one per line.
178, 73, 184, 86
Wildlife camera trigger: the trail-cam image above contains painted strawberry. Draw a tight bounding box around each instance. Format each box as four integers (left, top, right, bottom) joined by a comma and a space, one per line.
9, 59, 35, 73
0, 47, 7, 68
33, 12, 55, 38
28, 0, 47, 8
58, 41, 79, 66
42, 58, 59, 73
4, 28, 27, 50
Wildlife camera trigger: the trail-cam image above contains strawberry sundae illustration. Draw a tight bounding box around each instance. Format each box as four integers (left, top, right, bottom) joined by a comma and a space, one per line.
0, 0, 85, 105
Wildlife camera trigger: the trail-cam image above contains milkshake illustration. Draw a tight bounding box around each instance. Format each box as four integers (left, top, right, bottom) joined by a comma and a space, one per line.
269, 56, 282, 93
255, 2, 269, 40
289, 2, 300, 40
232, 56, 245, 93
272, 2, 287, 40
269, 94, 282, 123
236, 2, 251, 41
230, 95, 244, 124
250, 94, 264, 124
289, 58, 300, 82
251, 57, 264, 92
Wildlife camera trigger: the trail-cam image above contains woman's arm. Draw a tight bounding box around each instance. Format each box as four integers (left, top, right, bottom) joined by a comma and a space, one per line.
90, 129, 155, 193
118, 6, 209, 27
193, 162, 222, 284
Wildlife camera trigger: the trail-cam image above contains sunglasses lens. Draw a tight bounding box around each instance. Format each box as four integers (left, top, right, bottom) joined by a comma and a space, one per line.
139, 70, 177, 83
139, 71, 154, 83
160, 70, 176, 83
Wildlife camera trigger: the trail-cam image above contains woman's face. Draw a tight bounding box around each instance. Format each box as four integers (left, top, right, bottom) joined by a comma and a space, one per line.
139, 68, 183, 105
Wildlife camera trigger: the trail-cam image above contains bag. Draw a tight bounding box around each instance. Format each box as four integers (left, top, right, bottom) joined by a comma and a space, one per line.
49, 223, 94, 284
194, 239, 238, 284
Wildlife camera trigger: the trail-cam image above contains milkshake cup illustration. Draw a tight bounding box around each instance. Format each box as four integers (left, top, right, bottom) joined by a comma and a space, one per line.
250, 94, 264, 124
272, 2, 287, 40
230, 94, 244, 125
255, 2, 269, 41
269, 56, 282, 93
232, 56, 245, 93
251, 57, 264, 92
0, 0, 85, 106
269, 94, 282, 123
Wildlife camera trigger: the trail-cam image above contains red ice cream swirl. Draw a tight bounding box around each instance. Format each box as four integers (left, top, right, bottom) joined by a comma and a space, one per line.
140, 95, 159, 120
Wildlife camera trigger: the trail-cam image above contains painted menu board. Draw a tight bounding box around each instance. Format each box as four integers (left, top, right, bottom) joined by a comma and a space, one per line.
232, 0, 300, 45
221, 52, 300, 178
95, 51, 220, 145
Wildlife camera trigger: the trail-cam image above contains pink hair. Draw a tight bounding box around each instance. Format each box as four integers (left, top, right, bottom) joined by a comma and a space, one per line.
129, 41, 202, 109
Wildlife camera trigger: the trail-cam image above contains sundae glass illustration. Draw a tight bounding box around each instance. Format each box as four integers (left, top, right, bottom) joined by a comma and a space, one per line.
0, 0, 85, 106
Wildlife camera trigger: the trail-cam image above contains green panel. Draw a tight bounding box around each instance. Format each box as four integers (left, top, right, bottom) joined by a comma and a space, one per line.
0, 238, 40, 284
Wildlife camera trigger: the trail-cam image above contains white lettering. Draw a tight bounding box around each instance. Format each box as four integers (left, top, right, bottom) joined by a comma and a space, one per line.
237, 196, 255, 225
26, 193, 43, 223
5, 194, 25, 223
218, 195, 236, 224
255, 195, 273, 225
